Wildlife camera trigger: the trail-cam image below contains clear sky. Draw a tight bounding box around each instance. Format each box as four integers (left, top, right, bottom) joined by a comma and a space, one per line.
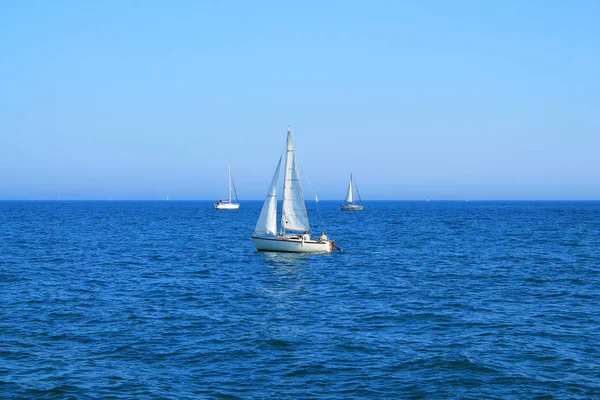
1, 0, 598, 200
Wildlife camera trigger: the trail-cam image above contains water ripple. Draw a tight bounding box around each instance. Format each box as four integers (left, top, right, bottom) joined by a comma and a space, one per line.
1, 200, 599, 398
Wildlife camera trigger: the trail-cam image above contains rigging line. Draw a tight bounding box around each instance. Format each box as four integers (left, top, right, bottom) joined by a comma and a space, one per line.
354, 175, 363, 203
231, 175, 239, 203
315, 195, 327, 234
298, 156, 315, 196
298, 156, 327, 234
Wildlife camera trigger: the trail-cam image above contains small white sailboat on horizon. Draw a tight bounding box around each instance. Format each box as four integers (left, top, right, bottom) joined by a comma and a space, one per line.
340, 174, 363, 211
250, 126, 336, 253
214, 164, 240, 209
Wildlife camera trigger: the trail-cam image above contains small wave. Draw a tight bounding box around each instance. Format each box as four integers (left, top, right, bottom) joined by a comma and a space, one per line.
407, 354, 500, 374
284, 363, 328, 377
22, 384, 81, 398
258, 338, 292, 349
212, 392, 243, 400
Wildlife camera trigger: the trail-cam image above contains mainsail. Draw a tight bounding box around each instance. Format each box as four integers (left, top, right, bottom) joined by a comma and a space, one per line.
253, 156, 282, 236
281, 128, 311, 233
344, 174, 354, 204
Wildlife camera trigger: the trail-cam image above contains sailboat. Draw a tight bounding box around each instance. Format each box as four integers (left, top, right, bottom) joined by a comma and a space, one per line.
340, 174, 363, 211
214, 164, 240, 209
250, 126, 335, 253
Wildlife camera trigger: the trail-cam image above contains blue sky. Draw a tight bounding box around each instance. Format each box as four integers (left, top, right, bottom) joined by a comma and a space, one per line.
1, 1, 598, 200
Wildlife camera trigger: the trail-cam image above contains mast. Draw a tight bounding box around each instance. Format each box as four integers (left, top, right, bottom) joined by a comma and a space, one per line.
354, 174, 362, 204
228, 164, 232, 203
281, 127, 292, 235
280, 126, 310, 235
350, 173, 354, 204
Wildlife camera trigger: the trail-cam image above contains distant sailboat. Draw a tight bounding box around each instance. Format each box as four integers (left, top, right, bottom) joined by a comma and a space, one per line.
214, 165, 240, 209
250, 126, 335, 253
340, 174, 363, 211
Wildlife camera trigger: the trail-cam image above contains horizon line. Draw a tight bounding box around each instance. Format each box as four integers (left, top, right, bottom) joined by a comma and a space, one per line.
1, 199, 599, 202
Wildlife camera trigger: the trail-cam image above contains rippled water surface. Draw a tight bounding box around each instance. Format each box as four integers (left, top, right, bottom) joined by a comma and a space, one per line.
1, 200, 599, 399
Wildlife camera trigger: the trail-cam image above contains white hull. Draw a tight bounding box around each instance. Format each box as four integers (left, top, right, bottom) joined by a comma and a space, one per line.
251, 236, 333, 253
215, 164, 239, 209
341, 204, 363, 211
214, 202, 240, 209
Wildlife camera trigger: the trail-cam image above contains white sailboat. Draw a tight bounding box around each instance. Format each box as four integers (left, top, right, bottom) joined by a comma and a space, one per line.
251, 126, 335, 253
214, 164, 240, 209
340, 174, 363, 211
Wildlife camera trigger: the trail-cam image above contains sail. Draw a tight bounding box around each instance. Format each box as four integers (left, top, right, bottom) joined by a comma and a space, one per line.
281, 129, 311, 233
344, 175, 354, 204
253, 156, 282, 236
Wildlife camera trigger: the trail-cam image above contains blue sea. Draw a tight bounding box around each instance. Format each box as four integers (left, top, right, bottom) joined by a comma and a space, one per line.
1, 200, 599, 399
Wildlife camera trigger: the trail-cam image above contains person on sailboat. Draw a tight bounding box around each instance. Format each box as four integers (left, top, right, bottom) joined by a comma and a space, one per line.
319, 231, 328, 242
302, 231, 310, 241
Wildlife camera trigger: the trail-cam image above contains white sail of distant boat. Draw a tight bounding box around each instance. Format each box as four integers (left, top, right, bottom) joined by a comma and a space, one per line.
251, 126, 336, 253
214, 164, 240, 209
340, 174, 363, 211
